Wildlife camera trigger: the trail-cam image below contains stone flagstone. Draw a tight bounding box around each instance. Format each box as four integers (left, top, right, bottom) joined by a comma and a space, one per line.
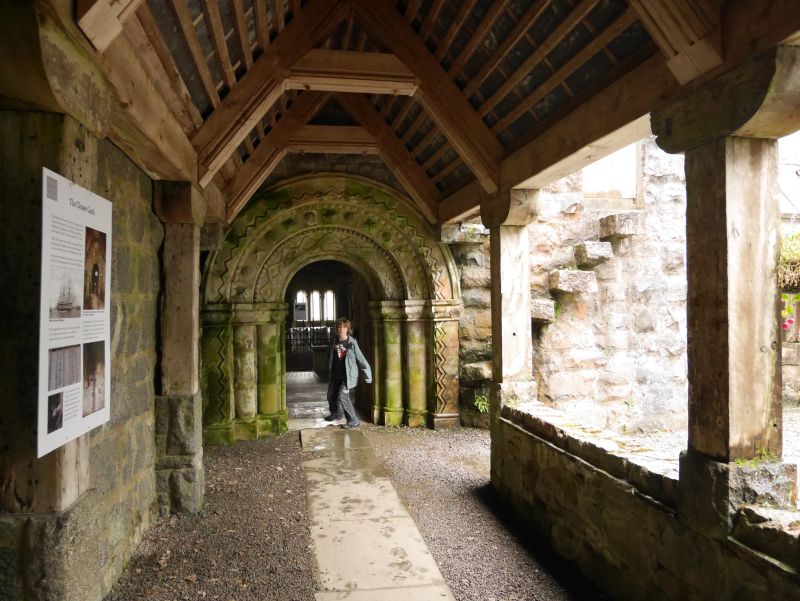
301, 428, 456, 601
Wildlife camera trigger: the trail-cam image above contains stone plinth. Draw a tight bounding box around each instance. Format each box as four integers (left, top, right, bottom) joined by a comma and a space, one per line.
599, 211, 645, 239
574, 240, 613, 268
549, 270, 598, 294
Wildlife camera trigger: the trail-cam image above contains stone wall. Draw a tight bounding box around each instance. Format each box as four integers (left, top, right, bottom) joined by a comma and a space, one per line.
451, 139, 688, 431
531, 138, 688, 433
0, 114, 161, 601
492, 417, 799, 600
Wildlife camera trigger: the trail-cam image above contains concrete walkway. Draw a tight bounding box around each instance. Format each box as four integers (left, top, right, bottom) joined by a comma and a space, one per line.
301, 427, 456, 600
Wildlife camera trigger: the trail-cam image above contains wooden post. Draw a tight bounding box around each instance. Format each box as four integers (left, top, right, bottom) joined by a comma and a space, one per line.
685, 137, 781, 461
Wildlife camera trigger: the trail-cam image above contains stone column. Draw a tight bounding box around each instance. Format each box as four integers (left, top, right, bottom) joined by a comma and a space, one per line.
404, 301, 430, 427
201, 305, 235, 444
370, 305, 384, 423
430, 300, 462, 428
256, 303, 289, 436
372, 301, 405, 426
154, 181, 207, 515
650, 46, 800, 539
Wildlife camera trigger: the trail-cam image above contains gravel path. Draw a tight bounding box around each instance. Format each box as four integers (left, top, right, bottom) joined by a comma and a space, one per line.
107, 434, 316, 601
109, 426, 606, 601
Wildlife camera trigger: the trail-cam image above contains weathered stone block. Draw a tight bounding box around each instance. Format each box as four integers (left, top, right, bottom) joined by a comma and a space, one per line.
462, 288, 491, 308
574, 240, 613, 268
460, 265, 491, 288
201, 223, 225, 250
461, 361, 493, 383
599, 211, 645, 239
440, 222, 489, 243
549, 270, 598, 294
733, 505, 800, 569
530, 298, 555, 322
783, 343, 800, 366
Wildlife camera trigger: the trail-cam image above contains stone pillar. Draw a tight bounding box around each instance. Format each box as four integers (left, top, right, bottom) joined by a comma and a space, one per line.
371, 301, 405, 426
650, 47, 800, 539
255, 303, 288, 436
430, 300, 462, 428
232, 315, 257, 420
404, 301, 430, 427
154, 181, 207, 515
201, 305, 235, 444
370, 306, 384, 423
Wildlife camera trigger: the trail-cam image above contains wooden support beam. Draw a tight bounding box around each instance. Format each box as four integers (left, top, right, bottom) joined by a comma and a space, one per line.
630, 0, 722, 84
77, 0, 144, 52
201, 0, 237, 89
287, 125, 378, 154
337, 92, 440, 224
354, 0, 503, 194
447, 0, 511, 77
226, 92, 328, 220
192, 0, 345, 187
286, 49, 418, 95
230, 0, 254, 70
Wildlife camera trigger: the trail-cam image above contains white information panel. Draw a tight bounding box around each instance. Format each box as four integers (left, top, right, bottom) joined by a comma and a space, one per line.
38, 168, 112, 457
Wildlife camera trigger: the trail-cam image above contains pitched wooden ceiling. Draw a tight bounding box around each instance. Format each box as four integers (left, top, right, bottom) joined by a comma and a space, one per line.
74, 0, 799, 225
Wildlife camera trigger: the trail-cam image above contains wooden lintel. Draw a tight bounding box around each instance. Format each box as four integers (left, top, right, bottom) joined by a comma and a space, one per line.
288, 125, 378, 154
630, 0, 722, 84
337, 92, 440, 224
193, 0, 345, 188
286, 49, 418, 96
77, 0, 144, 52
353, 0, 502, 195
226, 92, 329, 222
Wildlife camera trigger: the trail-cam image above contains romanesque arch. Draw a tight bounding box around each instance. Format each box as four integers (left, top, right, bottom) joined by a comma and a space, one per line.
201, 175, 461, 443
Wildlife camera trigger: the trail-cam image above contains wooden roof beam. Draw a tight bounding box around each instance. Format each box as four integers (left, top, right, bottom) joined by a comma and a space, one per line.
337, 92, 440, 224
193, 0, 345, 187
226, 92, 329, 221
285, 49, 418, 95
630, 0, 722, 84
440, 0, 800, 224
354, 0, 502, 194
287, 125, 379, 154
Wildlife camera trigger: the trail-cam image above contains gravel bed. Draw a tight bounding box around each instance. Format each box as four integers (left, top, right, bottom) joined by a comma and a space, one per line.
107, 432, 316, 601
362, 424, 609, 601
108, 426, 607, 601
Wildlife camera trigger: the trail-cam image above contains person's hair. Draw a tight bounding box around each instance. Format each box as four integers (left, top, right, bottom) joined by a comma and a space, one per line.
335, 317, 351, 334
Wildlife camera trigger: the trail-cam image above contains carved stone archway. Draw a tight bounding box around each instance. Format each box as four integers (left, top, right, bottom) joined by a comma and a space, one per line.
201, 174, 461, 443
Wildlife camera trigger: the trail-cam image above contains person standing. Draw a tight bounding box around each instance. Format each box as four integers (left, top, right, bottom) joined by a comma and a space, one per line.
325, 317, 372, 429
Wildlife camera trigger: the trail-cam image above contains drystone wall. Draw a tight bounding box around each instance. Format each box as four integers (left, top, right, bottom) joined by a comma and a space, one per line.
0, 114, 161, 601
452, 138, 688, 431
531, 138, 688, 433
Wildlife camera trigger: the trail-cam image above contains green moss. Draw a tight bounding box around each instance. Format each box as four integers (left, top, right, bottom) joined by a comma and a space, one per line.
779, 232, 800, 290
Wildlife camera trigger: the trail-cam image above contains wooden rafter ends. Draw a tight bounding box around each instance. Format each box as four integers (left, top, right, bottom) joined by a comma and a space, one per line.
77, 0, 144, 51
287, 125, 379, 154
336, 93, 440, 224
354, 0, 502, 193
630, 0, 722, 84
226, 92, 330, 220
192, 0, 346, 187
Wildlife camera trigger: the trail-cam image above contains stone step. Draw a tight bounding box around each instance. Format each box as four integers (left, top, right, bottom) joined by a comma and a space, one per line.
574, 240, 613, 268
531, 297, 556, 323
599, 210, 645, 239
549, 269, 598, 294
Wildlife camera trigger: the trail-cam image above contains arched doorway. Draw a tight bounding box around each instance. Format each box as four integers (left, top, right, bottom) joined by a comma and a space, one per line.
200, 174, 461, 444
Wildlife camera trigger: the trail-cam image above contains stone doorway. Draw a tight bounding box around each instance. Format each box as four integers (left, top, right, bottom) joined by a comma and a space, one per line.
200, 174, 463, 444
